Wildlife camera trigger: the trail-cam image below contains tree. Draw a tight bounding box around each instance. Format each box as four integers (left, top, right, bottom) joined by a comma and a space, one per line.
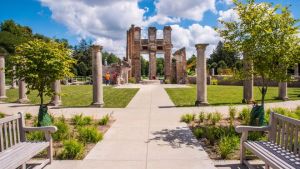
77, 62, 88, 76
219, 0, 300, 111
208, 41, 240, 69
187, 54, 196, 73
157, 57, 164, 76
141, 56, 149, 77
12, 39, 76, 125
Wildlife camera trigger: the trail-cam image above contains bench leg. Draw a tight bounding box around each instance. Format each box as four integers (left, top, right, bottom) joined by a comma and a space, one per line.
265, 164, 270, 169
240, 132, 248, 164
45, 132, 53, 164
21, 163, 26, 169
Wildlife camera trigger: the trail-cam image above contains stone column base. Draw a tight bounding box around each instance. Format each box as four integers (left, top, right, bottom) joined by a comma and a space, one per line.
0, 96, 8, 101
242, 99, 254, 104
278, 96, 289, 101
48, 100, 62, 107
91, 102, 104, 108
195, 100, 209, 107
18, 98, 30, 104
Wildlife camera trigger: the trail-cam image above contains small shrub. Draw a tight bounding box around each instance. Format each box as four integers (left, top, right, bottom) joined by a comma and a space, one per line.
78, 126, 103, 143
207, 113, 212, 121
32, 116, 39, 127
164, 79, 171, 84
0, 112, 5, 119
211, 112, 222, 125
53, 120, 70, 141
57, 115, 66, 123
72, 114, 92, 126
98, 114, 110, 126
211, 78, 218, 85
229, 106, 236, 120
26, 131, 45, 141
218, 135, 239, 159
59, 139, 84, 160
239, 107, 250, 125
128, 77, 136, 83
198, 112, 205, 123
193, 128, 204, 139
25, 113, 32, 120
180, 114, 195, 123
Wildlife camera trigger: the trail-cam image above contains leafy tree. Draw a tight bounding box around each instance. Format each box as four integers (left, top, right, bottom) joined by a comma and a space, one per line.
141, 56, 149, 77
77, 62, 88, 76
187, 54, 196, 73
12, 39, 76, 125
72, 39, 92, 75
219, 0, 300, 110
208, 41, 240, 69
218, 60, 227, 69
157, 57, 164, 76
102, 52, 121, 65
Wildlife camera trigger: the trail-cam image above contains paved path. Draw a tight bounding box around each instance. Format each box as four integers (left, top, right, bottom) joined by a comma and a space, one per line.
1, 84, 300, 168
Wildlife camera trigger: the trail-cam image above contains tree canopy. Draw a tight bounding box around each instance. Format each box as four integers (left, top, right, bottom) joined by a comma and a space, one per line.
12, 39, 76, 105
219, 0, 300, 107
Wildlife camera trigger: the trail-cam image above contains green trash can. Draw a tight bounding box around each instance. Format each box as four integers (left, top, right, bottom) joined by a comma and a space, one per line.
249, 104, 264, 126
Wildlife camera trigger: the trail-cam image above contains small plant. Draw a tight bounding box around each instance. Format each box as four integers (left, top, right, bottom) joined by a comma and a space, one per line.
26, 131, 45, 141
229, 106, 237, 124
128, 77, 136, 83
57, 115, 66, 123
193, 128, 204, 139
53, 120, 70, 141
211, 78, 218, 85
211, 112, 222, 125
0, 112, 5, 119
218, 135, 239, 159
180, 114, 195, 124
207, 113, 212, 121
239, 107, 250, 125
25, 113, 32, 120
98, 114, 110, 126
78, 126, 103, 143
198, 112, 205, 123
72, 114, 92, 126
164, 79, 171, 84
59, 139, 84, 160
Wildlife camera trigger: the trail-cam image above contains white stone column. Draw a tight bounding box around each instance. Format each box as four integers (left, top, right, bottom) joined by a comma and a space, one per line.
242, 55, 254, 103
195, 43, 209, 106
0, 54, 7, 100
18, 79, 29, 103
49, 80, 61, 106
278, 82, 288, 101
294, 63, 299, 77
91, 45, 104, 107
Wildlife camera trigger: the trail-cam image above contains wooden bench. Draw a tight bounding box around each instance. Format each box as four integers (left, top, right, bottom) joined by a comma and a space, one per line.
0, 112, 57, 169
236, 112, 300, 169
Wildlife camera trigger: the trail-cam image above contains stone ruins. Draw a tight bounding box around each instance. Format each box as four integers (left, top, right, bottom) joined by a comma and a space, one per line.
126, 25, 187, 83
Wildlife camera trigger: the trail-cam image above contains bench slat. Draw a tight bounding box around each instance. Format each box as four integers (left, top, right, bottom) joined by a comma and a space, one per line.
0, 124, 3, 151
12, 120, 17, 145
0, 114, 21, 125
0, 142, 49, 169
4, 123, 8, 149
8, 121, 12, 147
245, 141, 297, 169
16, 118, 20, 143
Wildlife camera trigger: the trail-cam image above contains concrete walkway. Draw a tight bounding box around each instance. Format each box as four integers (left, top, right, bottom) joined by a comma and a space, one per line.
1, 84, 300, 168
45, 84, 215, 169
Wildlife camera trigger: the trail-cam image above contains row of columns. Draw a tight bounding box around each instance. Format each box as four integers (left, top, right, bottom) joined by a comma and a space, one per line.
194, 44, 289, 106
0, 45, 104, 107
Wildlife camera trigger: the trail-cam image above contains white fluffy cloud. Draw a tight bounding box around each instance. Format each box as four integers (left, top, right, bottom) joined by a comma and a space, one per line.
218, 9, 239, 22
171, 24, 220, 57
154, 0, 216, 21
40, 0, 222, 58
219, 0, 233, 5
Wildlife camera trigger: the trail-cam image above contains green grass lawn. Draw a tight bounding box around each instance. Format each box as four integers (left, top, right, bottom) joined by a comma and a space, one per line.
4, 85, 139, 108
165, 85, 300, 106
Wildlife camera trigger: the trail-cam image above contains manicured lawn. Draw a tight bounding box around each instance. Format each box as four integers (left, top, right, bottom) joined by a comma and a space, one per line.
5, 85, 139, 108
165, 85, 300, 106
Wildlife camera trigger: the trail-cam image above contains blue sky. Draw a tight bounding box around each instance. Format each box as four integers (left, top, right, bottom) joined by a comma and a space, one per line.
0, 0, 299, 57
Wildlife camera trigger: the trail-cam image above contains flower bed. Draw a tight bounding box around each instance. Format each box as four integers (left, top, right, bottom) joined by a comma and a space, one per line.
24, 113, 114, 160
181, 106, 300, 160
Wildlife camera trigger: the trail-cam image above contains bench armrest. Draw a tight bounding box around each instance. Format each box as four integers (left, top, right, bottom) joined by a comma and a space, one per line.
23, 126, 57, 133
235, 125, 271, 133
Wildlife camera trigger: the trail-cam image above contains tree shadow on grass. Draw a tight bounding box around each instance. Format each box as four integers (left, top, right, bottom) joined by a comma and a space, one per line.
147, 126, 204, 150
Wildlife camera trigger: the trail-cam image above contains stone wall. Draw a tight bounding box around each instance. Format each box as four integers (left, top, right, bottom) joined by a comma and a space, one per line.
187, 75, 300, 87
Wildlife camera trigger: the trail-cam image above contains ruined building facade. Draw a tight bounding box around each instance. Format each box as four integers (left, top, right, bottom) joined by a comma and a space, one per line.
126, 25, 187, 83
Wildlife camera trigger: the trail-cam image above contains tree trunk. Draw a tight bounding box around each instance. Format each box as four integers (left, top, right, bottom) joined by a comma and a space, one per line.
261, 86, 267, 109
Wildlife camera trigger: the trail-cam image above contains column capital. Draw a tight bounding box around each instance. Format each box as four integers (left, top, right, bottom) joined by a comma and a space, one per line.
195, 43, 209, 50
91, 45, 103, 51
